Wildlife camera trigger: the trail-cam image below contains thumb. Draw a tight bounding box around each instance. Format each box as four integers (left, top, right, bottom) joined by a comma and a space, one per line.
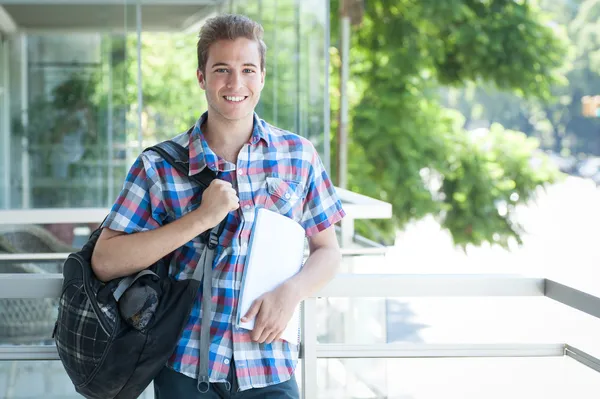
242, 299, 262, 322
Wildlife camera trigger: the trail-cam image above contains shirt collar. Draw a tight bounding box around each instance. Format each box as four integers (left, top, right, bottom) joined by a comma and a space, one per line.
188, 112, 271, 176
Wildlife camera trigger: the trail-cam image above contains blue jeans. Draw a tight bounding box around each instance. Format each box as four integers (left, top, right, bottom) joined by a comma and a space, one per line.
153, 364, 300, 399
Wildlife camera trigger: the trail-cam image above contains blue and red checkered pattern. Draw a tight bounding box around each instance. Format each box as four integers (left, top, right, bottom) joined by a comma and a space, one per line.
102, 112, 345, 391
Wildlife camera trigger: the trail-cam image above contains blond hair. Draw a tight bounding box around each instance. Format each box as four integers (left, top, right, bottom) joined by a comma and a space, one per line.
197, 14, 267, 73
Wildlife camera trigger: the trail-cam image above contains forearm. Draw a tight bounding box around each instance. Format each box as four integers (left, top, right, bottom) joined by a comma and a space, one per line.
91, 212, 210, 282
285, 246, 342, 301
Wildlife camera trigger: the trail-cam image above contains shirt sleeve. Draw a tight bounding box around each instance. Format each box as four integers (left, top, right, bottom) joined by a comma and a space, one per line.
300, 145, 346, 237
102, 154, 166, 233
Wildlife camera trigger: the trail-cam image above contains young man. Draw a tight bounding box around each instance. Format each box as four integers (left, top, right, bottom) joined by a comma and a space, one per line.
91, 14, 345, 398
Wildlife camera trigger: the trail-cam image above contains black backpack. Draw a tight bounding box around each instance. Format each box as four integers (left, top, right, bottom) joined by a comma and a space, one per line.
53, 139, 222, 398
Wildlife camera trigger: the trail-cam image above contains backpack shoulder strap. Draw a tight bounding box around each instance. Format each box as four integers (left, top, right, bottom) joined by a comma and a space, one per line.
144, 136, 216, 190
142, 132, 226, 240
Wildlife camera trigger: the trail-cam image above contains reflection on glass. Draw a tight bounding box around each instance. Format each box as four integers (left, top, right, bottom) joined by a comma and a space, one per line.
317, 296, 600, 358
317, 357, 600, 399
0, 0, 328, 211
0, 361, 154, 399
7, 33, 129, 209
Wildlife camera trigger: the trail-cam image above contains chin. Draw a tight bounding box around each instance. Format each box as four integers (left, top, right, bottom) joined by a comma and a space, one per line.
221, 110, 253, 121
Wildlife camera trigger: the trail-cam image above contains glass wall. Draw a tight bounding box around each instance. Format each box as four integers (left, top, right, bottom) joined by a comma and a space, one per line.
0, 0, 329, 213
0, 0, 328, 239
0, 2, 328, 397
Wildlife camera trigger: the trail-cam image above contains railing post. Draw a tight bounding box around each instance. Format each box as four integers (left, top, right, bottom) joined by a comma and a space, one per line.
301, 297, 317, 399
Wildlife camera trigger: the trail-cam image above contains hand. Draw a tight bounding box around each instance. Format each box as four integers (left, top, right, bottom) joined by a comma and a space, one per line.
194, 179, 239, 228
242, 282, 301, 344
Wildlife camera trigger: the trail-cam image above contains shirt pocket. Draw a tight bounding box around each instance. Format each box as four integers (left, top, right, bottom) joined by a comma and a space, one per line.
264, 176, 304, 221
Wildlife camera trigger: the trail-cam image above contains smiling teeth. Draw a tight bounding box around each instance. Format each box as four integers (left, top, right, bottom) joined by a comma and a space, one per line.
225, 96, 245, 102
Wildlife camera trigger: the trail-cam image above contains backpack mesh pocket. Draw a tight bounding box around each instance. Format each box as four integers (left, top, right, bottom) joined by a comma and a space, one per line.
55, 281, 113, 386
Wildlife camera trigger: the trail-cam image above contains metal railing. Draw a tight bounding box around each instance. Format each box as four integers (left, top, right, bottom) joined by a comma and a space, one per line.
1, 273, 600, 398
1, 191, 600, 397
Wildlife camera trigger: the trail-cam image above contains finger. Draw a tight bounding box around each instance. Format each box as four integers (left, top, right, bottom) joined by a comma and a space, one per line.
242, 299, 261, 323
265, 330, 280, 344
251, 315, 268, 342
257, 327, 273, 344
273, 331, 283, 342
251, 325, 265, 342
229, 192, 240, 203
211, 179, 229, 187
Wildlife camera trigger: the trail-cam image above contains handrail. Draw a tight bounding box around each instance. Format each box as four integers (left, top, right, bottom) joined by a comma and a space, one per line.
0, 273, 546, 299
0, 186, 392, 226
0, 246, 389, 264
0, 343, 567, 362
1, 273, 599, 394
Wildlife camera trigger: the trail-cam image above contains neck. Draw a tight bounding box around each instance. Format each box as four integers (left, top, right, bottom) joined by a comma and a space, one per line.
203, 111, 254, 151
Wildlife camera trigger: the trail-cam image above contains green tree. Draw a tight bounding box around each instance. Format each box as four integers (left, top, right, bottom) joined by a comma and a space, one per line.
330, 0, 567, 247
444, 0, 600, 158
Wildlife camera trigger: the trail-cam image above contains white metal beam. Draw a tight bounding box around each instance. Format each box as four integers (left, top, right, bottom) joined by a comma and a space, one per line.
316, 343, 566, 359
0, 274, 546, 299
0, 207, 109, 224
0, 6, 18, 34
337, 187, 392, 220
0, 246, 387, 263
566, 345, 600, 374
1, 37, 10, 209
0, 186, 391, 225
0, 273, 63, 298
319, 274, 545, 298
545, 279, 600, 320
301, 298, 317, 399
0, 343, 569, 362
0, 253, 71, 262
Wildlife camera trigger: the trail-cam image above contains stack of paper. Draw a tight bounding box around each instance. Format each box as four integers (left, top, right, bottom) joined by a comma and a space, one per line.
236, 208, 306, 345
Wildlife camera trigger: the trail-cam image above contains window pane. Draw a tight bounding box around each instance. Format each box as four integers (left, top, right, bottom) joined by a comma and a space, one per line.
0, 361, 154, 399
231, 0, 328, 158
1, 3, 131, 210
318, 296, 600, 359
317, 357, 600, 399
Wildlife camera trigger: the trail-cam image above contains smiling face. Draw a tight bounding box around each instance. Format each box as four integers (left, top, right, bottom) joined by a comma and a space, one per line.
197, 37, 265, 124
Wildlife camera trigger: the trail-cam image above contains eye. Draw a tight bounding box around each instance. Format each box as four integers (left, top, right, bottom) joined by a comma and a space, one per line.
243, 68, 255, 73
215, 68, 228, 73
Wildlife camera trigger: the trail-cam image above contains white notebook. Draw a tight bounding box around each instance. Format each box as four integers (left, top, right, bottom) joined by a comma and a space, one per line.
236, 207, 306, 345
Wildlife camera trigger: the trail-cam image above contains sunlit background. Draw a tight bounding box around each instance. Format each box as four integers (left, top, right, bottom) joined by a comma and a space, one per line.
1, 0, 600, 398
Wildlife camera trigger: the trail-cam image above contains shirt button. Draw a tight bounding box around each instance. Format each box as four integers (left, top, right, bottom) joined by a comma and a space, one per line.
224, 359, 230, 365
244, 204, 251, 210
237, 169, 244, 175
285, 193, 291, 199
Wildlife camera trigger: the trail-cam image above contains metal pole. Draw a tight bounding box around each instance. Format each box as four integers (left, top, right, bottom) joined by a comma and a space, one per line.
301, 298, 317, 399
20, 34, 30, 208
294, 0, 301, 135
1, 37, 10, 208
136, 1, 143, 152
107, 36, 114, 205
338, 1, 350, 189
323, 0, 331, 172
273, 0, 278, 125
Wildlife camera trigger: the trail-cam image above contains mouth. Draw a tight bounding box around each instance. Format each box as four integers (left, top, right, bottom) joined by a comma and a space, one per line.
223, 95, 248, 103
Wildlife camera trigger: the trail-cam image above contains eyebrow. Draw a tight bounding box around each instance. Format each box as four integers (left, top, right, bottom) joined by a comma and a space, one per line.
211, 62, 259, 69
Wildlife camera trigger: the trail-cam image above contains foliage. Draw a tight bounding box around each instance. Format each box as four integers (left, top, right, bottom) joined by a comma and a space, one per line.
330, 0, 567, 247
443, 0, 600, 157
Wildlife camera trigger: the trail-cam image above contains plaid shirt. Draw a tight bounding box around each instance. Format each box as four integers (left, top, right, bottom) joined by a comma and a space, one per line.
103, 112, 345, 391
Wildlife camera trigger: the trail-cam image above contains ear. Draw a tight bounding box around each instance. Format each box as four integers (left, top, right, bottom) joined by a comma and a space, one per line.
260, 68, 266, 89
197, 69, 206, 90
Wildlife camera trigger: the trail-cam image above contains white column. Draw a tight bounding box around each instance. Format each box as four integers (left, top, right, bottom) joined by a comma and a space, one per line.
1, 36, 10, 209
301, 298, 317, 399
19, 34, 30, 208
136, 1, 143, 153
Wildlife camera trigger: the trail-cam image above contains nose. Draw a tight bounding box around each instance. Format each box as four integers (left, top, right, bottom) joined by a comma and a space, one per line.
226, 70, 242, 89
